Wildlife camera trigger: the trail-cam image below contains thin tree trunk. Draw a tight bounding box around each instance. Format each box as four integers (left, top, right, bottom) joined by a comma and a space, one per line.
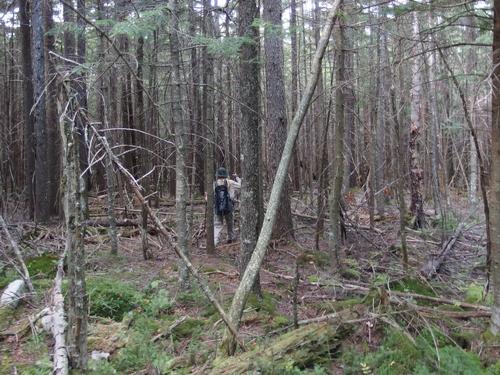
409, 13, 425, 228
45, 0, 59, 216
221, 3, 341, 354
390, 88, 408, 271
32, 0, 49, 222
329, 15, 345, 269
58, 82, 88, 371
19, 0, 35, 218
202, 0, 215, 254
290, 0, 300, 191
169, 0, 190, 289
490, 0, 500, 334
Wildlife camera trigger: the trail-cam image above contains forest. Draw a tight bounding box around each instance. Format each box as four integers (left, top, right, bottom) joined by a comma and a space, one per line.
2, 0, 500, 373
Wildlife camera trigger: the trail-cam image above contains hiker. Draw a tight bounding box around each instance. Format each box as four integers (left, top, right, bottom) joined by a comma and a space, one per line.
212, 167, 241, 246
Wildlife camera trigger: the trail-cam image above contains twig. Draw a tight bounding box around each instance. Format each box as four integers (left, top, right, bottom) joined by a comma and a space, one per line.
152, 316, 188, 342
0, 214, 35, 295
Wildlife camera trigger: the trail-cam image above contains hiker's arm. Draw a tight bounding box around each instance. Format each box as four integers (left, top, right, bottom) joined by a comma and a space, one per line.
232, 176, 241, 189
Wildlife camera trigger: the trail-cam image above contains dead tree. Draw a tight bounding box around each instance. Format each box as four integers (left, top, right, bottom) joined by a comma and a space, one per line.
57, 77, 88, 370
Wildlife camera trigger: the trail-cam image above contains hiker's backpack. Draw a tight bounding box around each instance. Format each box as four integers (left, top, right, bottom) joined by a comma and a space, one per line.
214, 180, 233, 215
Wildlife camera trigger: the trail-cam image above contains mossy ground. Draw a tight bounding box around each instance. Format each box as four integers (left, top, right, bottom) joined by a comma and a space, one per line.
1, 191, 499, 373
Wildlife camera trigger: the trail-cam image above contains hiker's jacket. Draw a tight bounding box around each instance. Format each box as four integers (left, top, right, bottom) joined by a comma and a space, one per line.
215, 177, 241, 202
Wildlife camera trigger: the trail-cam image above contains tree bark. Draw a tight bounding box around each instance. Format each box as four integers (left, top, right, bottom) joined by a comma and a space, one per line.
238, 0, 262, 295
45, 0, 60, 216
58, 80, 88, 371
202, 0, 215, 254
19, 0, 35, 218
490, 0, 500, 334
290, 0, 300, 192
328, 14, 345, 269
263, 0, 294, 239
32, 0, 50, 222
169, 0, 190, 289
221, 2, 342, 354
409, 13, 425, 228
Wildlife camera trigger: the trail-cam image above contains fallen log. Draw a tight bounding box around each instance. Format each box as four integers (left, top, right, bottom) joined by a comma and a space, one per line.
210, 318, 354, 375
46, 255, 69, 375
420, 223, 465, 278
84, 218, 140, 227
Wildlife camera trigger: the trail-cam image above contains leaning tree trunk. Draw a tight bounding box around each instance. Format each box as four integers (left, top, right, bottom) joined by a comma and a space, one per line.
221, 2, 342, 354
263, 0, 294, 239
490, 0, 500, 335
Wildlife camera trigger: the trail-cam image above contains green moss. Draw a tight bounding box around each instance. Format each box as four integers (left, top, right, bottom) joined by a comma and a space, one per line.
0, 268, 18, 289
465, 283, 492, 305
247, 292, 278, 315
177, 286, 207, 308
266, 314, 290, 331
86, 277, 143, 321
341, 259, 361, 280
171, 318, 205, 339
391, 277, 436, 297
314, 298, 363, 314
0, 307, 15, 331
26, 254, 58, 279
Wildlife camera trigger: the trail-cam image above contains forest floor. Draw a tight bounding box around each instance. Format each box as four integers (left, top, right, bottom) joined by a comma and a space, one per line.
1, 190, 499, 374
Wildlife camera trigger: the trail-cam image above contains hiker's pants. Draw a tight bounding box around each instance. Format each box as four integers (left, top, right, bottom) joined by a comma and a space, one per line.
214, 211, 234, 246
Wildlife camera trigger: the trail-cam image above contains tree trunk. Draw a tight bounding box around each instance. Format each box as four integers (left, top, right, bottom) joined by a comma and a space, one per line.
58, 81, 88, 371
169, 0, 190, 289
32, 0, 49, 222
45, 0, 60, 216
409, 13, 425, 228
221, 2, 341, 354
202, 0, 215, 254
328, 15, 345, 269
19, 0, 35, 218
490, 0, 500, 335
263, 0, 294, 240
238, 0, 262, 295
290, 0, 300, 192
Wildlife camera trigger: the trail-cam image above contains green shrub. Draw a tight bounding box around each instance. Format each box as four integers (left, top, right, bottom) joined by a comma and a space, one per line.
87, 278, 143, 321
391, 278, 436, 297
143, 289, 174, 317
26, 254, 58, 278
342, 327, 500, 375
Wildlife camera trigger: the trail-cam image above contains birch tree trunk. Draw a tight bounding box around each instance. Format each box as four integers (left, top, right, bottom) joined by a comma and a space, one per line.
221, 2, 342, 354
409, 13, 425, 228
